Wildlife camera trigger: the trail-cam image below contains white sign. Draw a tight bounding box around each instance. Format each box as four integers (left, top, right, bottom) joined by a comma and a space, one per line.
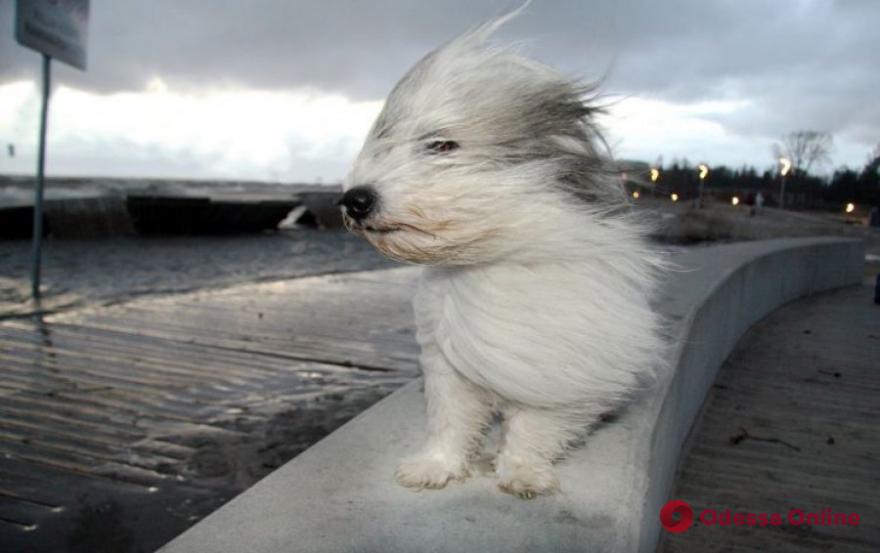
15, 0, 89, 70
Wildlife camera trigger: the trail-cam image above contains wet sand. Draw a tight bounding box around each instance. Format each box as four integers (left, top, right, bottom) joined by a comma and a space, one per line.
0, 262, 419, 553
1, 229, 408, 552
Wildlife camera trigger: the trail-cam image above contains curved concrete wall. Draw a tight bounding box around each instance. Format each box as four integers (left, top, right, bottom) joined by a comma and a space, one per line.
158, 237, 865, 553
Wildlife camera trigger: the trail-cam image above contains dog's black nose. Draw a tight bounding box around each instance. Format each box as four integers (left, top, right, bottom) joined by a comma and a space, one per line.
339, 186, 377, 221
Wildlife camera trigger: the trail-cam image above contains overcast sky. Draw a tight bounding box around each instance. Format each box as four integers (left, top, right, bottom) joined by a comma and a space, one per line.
1, 0, 878, 182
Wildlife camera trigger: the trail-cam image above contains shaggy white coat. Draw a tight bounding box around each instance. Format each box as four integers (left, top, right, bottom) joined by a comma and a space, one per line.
342, 8, 664, 498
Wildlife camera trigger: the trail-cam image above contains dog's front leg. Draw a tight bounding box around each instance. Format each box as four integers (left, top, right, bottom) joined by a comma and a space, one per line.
496, 406, 597, 499
395, 361, 492, 490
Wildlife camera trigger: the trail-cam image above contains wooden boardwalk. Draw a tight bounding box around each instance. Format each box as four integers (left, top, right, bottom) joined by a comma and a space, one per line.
0, 268, 420, 552
660, 284, 880, 552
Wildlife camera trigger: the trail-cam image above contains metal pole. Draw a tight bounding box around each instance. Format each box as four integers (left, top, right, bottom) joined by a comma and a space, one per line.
31, 53, 51, 300
779, 174, 786, 210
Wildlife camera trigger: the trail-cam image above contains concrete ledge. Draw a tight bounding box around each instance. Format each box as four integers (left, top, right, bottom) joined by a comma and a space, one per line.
158, 237, 865, 553
0, 195, 300, 238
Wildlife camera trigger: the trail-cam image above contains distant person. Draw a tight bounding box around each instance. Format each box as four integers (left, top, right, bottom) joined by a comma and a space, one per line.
750, 192, 764, 217
875, 273, 880, 305
748, 191, 764, 217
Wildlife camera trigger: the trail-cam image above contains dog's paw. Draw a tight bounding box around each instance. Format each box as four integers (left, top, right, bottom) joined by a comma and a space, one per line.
496, 462, 559, 500
395, 456, 468, 490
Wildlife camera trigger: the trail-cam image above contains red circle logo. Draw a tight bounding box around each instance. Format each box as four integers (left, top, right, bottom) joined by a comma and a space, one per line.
660, 500, 694, 533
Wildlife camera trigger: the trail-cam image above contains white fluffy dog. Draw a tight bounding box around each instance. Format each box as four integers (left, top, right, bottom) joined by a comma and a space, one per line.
341, 9, 664, 499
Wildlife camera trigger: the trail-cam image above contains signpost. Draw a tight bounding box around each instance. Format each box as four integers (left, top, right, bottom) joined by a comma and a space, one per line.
14, 0, 90, 299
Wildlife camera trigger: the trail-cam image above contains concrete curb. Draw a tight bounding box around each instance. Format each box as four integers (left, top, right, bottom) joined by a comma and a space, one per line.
158, 237, 865, 553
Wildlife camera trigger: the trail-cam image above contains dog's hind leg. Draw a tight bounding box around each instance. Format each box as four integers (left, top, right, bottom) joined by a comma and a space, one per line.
495, 406, 599, 499
395, 364, 493, 490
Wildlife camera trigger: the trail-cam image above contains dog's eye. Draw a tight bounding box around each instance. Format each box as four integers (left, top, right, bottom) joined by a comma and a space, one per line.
427, 140, 459, 154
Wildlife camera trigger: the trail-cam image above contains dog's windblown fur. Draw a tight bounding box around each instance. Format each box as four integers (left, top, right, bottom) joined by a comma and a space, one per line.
342, 7, 664, 498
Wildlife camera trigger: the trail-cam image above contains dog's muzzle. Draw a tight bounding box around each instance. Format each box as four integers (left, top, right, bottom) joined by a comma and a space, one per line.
339, 186, 378, 223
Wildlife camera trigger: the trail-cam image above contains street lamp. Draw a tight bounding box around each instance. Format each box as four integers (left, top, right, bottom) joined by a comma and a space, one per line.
671, 193, 679, 202
731, 196, 740, 206
649, 168, 660, 198
698, 164, 709, 206
845, 202, 855, 214
779, 157, 791, 210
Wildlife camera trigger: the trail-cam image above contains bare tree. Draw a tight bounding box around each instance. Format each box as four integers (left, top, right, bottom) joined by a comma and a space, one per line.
864, 144, 880, 177
772, 131, 833, 175
868, 143, 880, 166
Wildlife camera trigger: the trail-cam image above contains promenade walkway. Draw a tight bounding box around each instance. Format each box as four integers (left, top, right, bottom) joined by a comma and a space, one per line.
660, 283, 879, 552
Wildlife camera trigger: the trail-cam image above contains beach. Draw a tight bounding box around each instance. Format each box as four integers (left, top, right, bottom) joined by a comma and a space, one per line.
0, 227, 410, 552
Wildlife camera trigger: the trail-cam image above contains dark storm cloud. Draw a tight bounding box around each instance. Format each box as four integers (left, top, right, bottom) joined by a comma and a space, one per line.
597, 0, 880, 142
2, 0, 878, 152
1, 1, 515, 97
